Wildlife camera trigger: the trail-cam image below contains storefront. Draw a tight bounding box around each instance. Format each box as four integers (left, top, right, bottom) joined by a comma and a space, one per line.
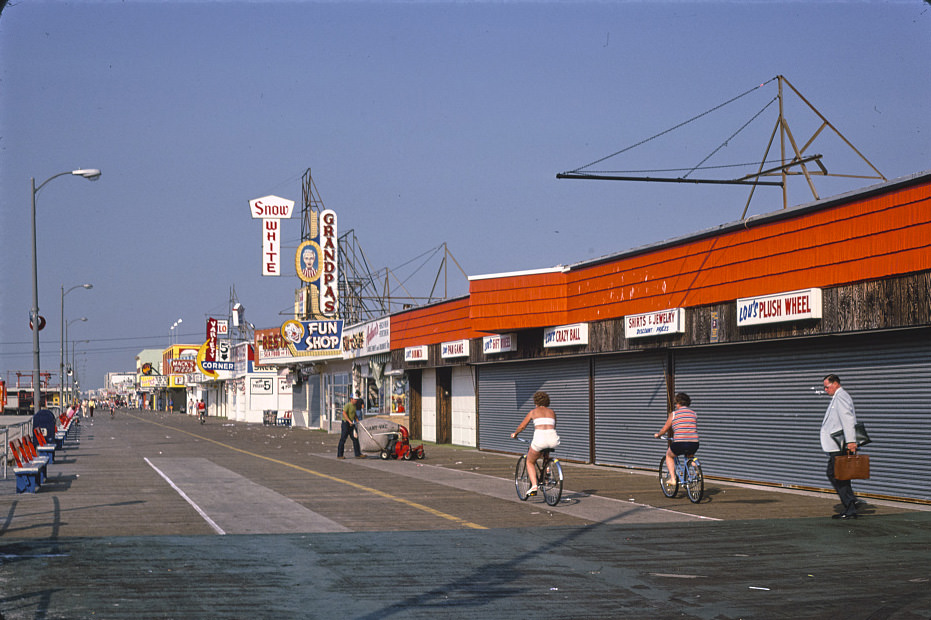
391, 170, 931, 502
227, 341, 278, 423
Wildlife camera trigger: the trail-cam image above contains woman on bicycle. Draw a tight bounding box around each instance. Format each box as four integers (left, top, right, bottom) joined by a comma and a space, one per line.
654, 392, 699, 486
511, 391, 560, 495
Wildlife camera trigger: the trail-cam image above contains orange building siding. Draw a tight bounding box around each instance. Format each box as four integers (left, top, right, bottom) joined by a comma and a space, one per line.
391, 296, 488, 350
470, 177, 931, 332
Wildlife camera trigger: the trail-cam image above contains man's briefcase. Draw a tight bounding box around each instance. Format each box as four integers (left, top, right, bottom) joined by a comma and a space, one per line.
834, 453, 870, 480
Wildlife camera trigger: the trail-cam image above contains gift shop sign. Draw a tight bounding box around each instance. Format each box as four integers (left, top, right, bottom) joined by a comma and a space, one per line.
250, 195, 295, 276
544, 323, 589, 348
482, 333, 516, 354
441, 339, 470, 359
625, 308, 686, 339
737, 288, 822, 327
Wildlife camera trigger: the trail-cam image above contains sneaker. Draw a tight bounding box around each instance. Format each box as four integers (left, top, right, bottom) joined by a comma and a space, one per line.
336, 456, 345, 460
356, 454, 367, 459
528, 485, 538, 496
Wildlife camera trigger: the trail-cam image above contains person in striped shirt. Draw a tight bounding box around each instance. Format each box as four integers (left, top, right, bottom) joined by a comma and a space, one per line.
654, 392, 700, 486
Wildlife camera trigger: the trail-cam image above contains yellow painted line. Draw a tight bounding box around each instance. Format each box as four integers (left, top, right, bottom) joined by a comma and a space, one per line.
132, 414, 486, 530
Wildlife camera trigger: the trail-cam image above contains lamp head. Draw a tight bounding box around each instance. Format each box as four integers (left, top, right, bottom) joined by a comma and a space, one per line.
82, 284, 93, 290
72, 169, 101, 181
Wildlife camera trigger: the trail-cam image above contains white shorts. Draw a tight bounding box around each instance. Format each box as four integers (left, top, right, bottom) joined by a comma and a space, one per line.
531, 429, 560, 452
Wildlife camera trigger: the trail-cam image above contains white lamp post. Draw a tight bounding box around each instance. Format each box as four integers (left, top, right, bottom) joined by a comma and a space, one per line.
65, 317, 88, 405
31, 169, 100, 413
60, 283, 92, 409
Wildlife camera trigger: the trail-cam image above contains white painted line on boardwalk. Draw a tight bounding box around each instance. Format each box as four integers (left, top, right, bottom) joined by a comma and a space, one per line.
145, 457, 226, 535
343, 456, 719, 523
146, 457, 351, 534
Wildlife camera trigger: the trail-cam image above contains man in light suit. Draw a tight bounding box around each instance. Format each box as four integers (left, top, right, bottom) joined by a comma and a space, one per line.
820, 374, 860, 520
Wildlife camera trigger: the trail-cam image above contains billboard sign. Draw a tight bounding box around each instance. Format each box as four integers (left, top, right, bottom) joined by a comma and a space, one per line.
737, 288, 823, 327
249, 195, 295, 277
281, 319, 343, 357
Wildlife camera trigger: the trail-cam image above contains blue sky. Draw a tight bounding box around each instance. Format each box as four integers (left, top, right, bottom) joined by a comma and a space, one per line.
1, 0, 928, 390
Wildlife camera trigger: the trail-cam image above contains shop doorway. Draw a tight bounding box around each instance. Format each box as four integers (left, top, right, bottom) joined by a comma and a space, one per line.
436, 367, 452, 444
409, 371, 422, 440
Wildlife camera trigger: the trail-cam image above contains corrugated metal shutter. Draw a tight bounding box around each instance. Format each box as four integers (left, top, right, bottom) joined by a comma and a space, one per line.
477, 358, 590, 461
593, 352, 669, 467
673, 329, 931, 502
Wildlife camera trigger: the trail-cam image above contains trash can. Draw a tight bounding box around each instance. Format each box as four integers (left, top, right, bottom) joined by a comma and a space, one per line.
33, 409, 57, 444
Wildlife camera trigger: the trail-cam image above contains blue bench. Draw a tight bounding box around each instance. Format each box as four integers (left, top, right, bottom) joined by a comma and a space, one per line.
9, 441, 49, 494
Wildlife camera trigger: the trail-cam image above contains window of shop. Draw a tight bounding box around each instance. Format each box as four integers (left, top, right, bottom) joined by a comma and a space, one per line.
324, 372, 350, 424
389, 373, 408, 414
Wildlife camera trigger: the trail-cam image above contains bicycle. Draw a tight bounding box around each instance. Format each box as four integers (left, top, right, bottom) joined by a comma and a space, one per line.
513, 437, 564, 506
199, 410, 206, 425
657, 436, 704, 503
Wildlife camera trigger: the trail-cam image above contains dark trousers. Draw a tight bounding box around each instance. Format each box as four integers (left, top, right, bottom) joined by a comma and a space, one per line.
826, 452, 858, 515
337, 420, 361, 457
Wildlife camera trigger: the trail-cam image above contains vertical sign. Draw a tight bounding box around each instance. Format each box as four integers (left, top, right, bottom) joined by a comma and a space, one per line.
249, 195, 295, 276
205, 317, 218, 363
319, 209, 339, 316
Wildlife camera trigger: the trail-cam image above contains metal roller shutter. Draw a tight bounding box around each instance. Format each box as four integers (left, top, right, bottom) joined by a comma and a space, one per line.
593, 352, 669, 467
477, 358, 591, 461
673, 329, 931, 502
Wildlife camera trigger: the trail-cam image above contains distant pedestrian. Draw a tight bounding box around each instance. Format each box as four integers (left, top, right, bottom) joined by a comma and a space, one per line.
820, 374, 860, 520
337, 392, 366, 459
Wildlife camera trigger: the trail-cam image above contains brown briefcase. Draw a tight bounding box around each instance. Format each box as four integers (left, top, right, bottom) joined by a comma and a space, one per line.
835, 453, 870, 480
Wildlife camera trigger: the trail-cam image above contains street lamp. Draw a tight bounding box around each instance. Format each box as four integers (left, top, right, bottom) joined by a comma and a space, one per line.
65, 317, 88, 405
71, 339, 90, 403
31, 168, 101, 413
170, 318, 183, 346
60, 283, 92, 409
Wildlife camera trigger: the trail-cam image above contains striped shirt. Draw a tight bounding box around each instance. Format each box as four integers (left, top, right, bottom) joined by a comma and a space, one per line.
671, 407, 699, 442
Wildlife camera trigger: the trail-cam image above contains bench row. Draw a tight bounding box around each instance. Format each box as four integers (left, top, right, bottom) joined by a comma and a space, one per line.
8, 413, 77, 494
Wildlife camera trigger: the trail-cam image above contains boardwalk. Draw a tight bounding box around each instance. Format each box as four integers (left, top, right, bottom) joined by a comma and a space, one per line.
1, 410, 928, 619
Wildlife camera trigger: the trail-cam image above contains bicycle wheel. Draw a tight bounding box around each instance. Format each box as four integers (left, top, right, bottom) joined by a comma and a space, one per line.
659, 456, 678, 498
514, 456, 531, 500
541, 459, 563, 506
686, 458, 704, 503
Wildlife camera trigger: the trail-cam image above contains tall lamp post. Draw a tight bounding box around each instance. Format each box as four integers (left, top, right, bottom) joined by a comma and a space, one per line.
71, 339, 90, 403
64, 317, 88, 406
60, 283, 92, 409
166, 318, 182, 410
170, 318, 183, 346
31, 168, 101, 413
